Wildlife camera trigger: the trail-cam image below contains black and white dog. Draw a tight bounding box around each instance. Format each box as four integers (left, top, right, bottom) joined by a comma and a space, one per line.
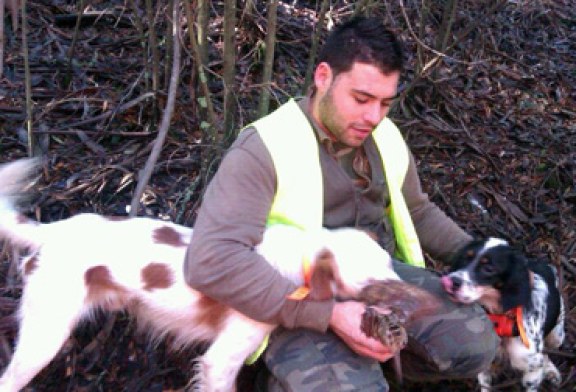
441, 238, 565, 392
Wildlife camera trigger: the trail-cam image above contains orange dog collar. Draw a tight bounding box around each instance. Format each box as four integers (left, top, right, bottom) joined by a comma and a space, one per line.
487, 306, 529, 348
286, 257, 312, 300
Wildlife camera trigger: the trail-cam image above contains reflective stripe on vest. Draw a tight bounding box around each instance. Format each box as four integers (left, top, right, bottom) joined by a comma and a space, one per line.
251, 99, 323, 231
252, 98, 424, 267
373, 119, 425, 267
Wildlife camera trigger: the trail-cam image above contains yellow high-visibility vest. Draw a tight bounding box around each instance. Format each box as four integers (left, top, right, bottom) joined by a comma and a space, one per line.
252, 98, 425, 267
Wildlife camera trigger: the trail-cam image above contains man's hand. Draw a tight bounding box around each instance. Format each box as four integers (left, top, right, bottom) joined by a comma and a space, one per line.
329, 301, 395, 362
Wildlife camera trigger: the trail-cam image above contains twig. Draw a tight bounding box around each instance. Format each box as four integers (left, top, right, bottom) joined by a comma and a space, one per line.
102, 69, 147, 134
129, 0, 180, 216
395, 0, 507, 102
0, 0, 4, 79
61, 92, 155, 128
75, 130, 107, 156
35, 128, 153, 137
66, 0, 84, 86
21, 0, 38, 157
398, 0, 482, 67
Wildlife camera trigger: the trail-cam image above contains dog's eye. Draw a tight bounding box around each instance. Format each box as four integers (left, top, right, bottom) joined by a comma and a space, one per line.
481, 262, 497, 275
466, 250, 476, 259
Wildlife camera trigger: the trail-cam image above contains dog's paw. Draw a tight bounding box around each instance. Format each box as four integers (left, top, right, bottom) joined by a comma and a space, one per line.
360, 306, 407, 353
542, 357, 562, 385
545, 367, 562, 385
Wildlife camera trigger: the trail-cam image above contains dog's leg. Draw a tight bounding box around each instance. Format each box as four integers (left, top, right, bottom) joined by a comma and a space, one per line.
542, 355, 561, 386
520, 358, 545, 392
0, 279, 86, 392
194, 315, 274, 392
545, 303, 565, 351
477, 371, 492, 392
0, 312, 80, 392
506, 338, 545, 392
542, 318, 564, 386
545, 324, 565, 349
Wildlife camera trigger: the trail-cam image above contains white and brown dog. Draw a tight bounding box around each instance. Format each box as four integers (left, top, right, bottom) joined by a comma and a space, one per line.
442, 238, 565, 392
0, 158, 432, 392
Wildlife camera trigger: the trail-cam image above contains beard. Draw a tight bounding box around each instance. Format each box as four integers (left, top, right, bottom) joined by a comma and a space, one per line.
317, 85, 347, 143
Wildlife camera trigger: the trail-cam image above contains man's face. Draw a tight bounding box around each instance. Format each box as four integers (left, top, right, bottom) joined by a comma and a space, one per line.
312, 62, 400, 147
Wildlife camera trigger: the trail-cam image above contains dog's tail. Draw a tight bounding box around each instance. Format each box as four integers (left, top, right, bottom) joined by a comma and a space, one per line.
0, 158, 43, 249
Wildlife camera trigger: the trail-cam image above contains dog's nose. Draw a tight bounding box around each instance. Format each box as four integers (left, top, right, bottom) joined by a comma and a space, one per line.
441, 275, 462, 293
451, 276, 463, 290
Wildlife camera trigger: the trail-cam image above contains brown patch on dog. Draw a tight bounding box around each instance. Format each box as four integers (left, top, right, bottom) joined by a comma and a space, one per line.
359, 280, 441, 321
105, 216, 130, 221
196, 295, 231, 332
152, 226, 187, 247
308, 248, 358, 300
85, 266, 127, 309
360, 229, 379, 241
16, 214, 37, 225
477, 286, 503, 314
141, 263, 174, 291
22, 255, 38, 276
85, 266, 115, 288
308, 248, 337, 301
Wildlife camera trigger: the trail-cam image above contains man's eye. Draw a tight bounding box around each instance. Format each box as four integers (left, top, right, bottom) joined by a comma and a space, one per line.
355, 97, 368, 104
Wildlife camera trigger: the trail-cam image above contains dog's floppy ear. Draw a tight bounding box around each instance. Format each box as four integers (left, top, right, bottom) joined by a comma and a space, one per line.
307, 248, 349, 301
500, 251, 532, 312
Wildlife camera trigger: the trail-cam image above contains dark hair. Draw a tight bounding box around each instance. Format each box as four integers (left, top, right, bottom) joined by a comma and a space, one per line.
317, 17, 404, 77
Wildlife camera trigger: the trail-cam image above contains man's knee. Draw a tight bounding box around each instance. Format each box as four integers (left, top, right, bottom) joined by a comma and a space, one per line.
264, 328, 389, 391
392, 260, 499, 380
402, 303, 499, 381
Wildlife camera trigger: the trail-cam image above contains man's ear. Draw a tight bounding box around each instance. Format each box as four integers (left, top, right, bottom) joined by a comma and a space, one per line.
307, 248, 340, 301
314, 62, 333, 93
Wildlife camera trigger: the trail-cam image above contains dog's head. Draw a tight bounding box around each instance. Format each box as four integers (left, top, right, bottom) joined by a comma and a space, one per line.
441, 238, 531, 313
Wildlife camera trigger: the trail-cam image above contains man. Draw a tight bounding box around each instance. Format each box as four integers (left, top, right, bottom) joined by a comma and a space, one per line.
185, 16, 498, 391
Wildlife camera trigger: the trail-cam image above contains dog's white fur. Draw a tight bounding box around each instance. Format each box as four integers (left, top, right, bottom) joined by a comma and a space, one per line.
0, 158, 400, 392
442, 239, 565, 392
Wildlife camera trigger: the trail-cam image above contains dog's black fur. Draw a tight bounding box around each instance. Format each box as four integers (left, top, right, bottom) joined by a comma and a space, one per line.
448, 239, 562, 328
442, 238, 565, 391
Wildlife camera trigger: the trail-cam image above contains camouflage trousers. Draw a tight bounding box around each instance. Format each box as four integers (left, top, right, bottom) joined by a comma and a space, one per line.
261, 260, 500, 391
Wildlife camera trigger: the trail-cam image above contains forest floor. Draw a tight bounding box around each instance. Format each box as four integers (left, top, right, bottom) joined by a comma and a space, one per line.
0, 1, 574, 391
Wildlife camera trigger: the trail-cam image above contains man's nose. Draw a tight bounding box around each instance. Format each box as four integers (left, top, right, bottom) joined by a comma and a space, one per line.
363, 104, 384, 126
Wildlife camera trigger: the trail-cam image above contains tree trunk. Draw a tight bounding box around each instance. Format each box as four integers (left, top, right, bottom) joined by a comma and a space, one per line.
183, 0, 217, 139
257, 0, 279, 117
197, 0, 209, 66
302, 0, 330, 95
222, 0, 237, 143
145, 0, 160, 93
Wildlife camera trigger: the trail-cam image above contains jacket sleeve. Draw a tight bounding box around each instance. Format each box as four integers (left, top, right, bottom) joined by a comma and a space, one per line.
184, 128, 334, 332
401, 151, 472, 262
